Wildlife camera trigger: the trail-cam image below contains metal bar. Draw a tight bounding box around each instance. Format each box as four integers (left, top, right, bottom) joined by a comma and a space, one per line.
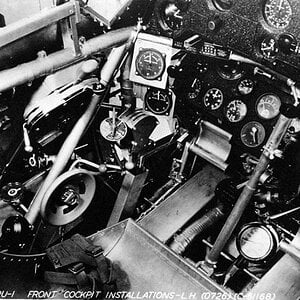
280, 240, 300, 264
0, 2, 77, 48
205, 114, 292, 269
25, 91, 102, 224
107, 170, 149, 227
0, 26, 134, 92
201, 239, 260, 282
25, 39, 135, 225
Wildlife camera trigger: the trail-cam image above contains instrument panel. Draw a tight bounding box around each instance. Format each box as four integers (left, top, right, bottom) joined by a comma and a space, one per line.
150, 0, 300, 78
173, 54, 292, 153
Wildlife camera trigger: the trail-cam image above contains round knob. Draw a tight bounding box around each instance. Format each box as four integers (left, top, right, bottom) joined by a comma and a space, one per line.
167, 65, 185, 78
208, 17, 222, 32
278, 33, 298, 55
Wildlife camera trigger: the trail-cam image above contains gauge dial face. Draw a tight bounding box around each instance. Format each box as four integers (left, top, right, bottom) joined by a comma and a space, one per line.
263, 0, 292, 30
145, 88, 172, 115
217, 62, 244, 80
164, 3, 184, 31
136, 49, 165, 80
237, 223, 278, 261
241, 121, 266, 148
226, 100, 247, 123
238, 79, 254, 95
197, 61, 209, 74
260, 37, 279, 59
203, 88, 223, 110
256, 94, 281, 119
100, 117, 127, 142
212, 0, 234, 11
187, 78, 202, 100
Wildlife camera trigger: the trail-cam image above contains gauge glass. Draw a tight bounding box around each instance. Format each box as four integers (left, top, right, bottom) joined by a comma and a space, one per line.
238, 79, 254, 95
212, 0, 234, 11
241, 121, 266, 148
256, 94, 281, 119
237, 223, 278, 261
100, 117, 127, 142
164, 3, 184, 31
197, 61, 209, 74
226, 100, 247, 123
136, 49, 165, 80
203, 88, 223, 110
187, 78, 202, 100
145, 89, 172, 115
263, 0, 292, 30
217, 62, 244, 80
260, 37, 279, 59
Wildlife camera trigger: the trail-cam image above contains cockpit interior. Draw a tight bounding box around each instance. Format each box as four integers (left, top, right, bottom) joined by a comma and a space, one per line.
1, 0, 300, 299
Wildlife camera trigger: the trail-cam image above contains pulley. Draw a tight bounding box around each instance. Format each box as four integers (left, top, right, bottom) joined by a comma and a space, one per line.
40, 169, 96, 226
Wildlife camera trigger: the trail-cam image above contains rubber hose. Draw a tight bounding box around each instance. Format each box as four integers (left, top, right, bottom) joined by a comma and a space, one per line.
170, 204, 225, 255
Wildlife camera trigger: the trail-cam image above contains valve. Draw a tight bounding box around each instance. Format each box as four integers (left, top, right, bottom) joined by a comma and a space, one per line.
1, 182, 28, 214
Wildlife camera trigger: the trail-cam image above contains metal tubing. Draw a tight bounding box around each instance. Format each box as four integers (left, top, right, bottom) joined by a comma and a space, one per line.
170, 204, 225, 255
205, 114, 292, 267
120, 51, 134, 106
0, 26, 134, 92
25, 40, 134, 224
25, 92, 101, 224
0, 2, 78, 48
280, 240, 300, 264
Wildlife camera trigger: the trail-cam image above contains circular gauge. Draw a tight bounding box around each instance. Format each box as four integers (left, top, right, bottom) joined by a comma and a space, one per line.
187, 78, 202, 100
241, 121, 266, 148
203, 88, 223, 110
260, 37, 279, 59
237, 222, 279, 262
212, 0, 234, 11
256, 94, 281, 120
163, 2, 184, 31
100, 117, 127, 142
136, 49, 165, 80
155, 0, 190, 36
238, 79, 254, 95
197, 61, 209, 74
145, 88, 172, 115
217, 62, 244, 80
226, 100, 247, 123
263, 0, 292, 30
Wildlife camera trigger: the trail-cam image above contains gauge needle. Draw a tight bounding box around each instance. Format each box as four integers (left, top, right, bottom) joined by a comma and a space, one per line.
250, 126, 257, 144
278, 0, 283, 11
112, 107, 116, 138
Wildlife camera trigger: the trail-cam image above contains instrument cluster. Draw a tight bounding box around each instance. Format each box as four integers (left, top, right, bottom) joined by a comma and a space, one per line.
150, 0, 300, 79
173, 55, 289, 152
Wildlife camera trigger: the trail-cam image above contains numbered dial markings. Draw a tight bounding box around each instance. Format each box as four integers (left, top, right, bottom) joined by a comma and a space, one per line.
260, 37, 279, 59
203, 88, 223, 110
136, 49, 165, 80
237, 223, 279, 262
145, 89, 172, 115
238, 79, 254, 95
226, 100, 247, 123
256, 94, 281, 119
241, 121, 266, 148
263, 0, 292, 30
187, 78, 202, 100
